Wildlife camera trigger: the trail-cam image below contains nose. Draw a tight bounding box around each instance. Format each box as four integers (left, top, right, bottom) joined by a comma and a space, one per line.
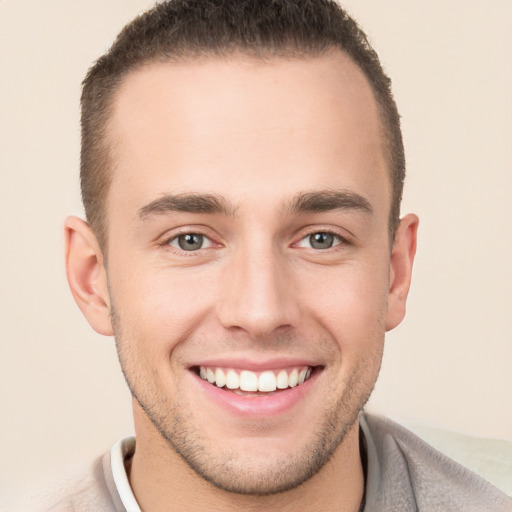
217, 241, 299, 338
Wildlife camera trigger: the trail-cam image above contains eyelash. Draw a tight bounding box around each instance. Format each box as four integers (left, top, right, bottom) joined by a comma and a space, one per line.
160, 229, 217, 256
294, 229, 349, 250
160, 227, 349, 255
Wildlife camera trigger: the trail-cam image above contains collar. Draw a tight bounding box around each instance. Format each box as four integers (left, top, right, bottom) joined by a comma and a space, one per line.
110, 436, 141, 512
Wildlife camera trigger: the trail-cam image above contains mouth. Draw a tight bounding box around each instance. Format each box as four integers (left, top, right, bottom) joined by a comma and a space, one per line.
193, 365, 318, 395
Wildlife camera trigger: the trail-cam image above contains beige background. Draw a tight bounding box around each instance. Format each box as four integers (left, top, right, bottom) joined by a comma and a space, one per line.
1, 0, 511, 501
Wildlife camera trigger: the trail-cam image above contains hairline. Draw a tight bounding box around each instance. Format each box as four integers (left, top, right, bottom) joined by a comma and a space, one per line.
89, 48, 398, 254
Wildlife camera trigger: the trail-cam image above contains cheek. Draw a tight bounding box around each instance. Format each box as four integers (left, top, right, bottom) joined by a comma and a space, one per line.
110, 264, 219, 349
299, 261, 389, 347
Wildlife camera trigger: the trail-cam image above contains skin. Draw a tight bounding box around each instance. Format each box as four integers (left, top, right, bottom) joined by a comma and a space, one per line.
65, 52, 418, 512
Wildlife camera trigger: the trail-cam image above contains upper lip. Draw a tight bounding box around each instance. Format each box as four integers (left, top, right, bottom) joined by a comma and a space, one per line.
187, 356, 322, 372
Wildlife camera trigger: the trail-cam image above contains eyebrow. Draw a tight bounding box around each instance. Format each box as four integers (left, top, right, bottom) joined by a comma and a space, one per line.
285, 190, 373, 215
138, 193, 237, 220
137, 189, 372, 220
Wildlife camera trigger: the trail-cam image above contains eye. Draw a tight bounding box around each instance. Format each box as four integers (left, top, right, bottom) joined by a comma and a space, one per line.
168, 233, 213, 251
296, 232, 342, 250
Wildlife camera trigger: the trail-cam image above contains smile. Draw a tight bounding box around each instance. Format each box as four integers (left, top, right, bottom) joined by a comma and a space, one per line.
197, 366, 314, 393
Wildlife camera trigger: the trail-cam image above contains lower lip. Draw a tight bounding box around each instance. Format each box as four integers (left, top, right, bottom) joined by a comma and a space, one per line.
192, 371, 319, 417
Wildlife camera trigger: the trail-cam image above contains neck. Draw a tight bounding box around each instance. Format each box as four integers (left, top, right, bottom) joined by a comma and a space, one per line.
129, 407, 364, 512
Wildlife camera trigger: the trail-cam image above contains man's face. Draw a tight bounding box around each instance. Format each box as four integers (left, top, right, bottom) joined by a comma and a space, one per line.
103, 53, 397, 494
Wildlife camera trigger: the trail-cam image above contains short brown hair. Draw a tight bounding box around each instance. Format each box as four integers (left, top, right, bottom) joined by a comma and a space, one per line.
81, 0, 405, 250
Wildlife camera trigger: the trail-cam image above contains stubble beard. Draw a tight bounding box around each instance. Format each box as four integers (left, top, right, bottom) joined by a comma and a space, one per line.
111, 308, 382, 496
158, 361, 377, 495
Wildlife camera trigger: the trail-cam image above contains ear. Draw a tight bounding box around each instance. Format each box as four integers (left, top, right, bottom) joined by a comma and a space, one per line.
385, 213, 419, 331
64, 216, 114, 336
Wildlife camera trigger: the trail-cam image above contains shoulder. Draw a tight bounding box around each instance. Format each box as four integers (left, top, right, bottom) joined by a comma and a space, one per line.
6, 452, 124, 512
360, 412, 512, 512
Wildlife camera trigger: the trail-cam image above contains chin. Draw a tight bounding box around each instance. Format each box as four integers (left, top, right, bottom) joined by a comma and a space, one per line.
135, 370, 370, 496
162, 417, 359, 496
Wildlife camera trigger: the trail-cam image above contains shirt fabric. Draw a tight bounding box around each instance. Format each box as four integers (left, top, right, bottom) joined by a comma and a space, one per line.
15, 413, 512, 511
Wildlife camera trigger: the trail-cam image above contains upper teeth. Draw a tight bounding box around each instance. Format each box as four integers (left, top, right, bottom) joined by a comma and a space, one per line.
198, 366, 312, 392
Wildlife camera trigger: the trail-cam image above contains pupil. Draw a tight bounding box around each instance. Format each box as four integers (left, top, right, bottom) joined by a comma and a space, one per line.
310, 232, 333, 249
178, 234, 203, 250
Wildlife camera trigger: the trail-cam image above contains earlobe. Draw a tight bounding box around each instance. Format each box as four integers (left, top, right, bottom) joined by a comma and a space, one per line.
64, 216, 114, 336
385, 213, 419, 331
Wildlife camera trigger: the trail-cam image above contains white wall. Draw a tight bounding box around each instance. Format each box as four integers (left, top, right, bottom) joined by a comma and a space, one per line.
1, 0, 510, 501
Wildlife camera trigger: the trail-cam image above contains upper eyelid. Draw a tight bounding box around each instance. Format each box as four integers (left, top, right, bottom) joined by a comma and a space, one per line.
295, 232, 344, 248
293, 226, 350, 243
158, 225, 219, 243
164, 233, 217, 250
300, 228, 344, 237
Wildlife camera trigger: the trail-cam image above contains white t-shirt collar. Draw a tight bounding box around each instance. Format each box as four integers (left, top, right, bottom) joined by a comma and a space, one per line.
110, 437, 141, 512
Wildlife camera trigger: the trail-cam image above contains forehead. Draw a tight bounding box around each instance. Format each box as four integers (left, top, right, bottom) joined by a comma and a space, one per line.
107, 53, 389, 218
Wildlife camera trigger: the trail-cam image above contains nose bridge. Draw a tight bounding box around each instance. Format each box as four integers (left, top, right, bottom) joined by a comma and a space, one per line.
218, 234, 297, 337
